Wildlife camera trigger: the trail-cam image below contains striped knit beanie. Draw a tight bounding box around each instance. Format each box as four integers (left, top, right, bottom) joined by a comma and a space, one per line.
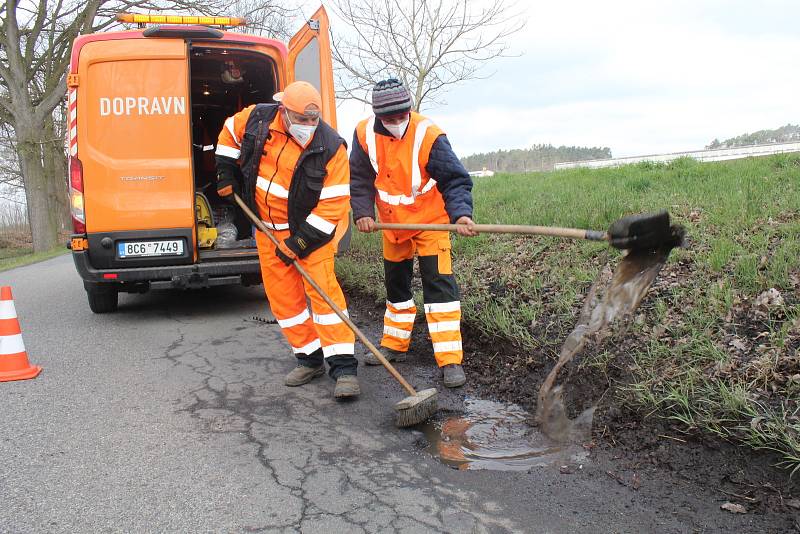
371, 78, 412, 118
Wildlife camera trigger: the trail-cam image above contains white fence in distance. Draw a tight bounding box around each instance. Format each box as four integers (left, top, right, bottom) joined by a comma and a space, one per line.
468, 170, 495, 177
554, 141, 800, 170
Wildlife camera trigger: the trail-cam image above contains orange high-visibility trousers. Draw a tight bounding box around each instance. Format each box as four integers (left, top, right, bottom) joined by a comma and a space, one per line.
381, 230, 463, 367
256, 229, 356, 377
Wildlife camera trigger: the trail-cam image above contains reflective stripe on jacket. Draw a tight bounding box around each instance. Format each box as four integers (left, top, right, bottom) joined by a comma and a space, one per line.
350, 112, 473, 244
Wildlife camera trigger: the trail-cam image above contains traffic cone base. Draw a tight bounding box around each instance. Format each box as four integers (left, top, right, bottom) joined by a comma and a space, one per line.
0, 286, 42, 382
0, 352, 42, 381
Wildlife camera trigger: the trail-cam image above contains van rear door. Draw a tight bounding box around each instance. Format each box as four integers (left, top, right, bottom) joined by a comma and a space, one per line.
78, 38, 194, 267
288, 6, 337, 128
288, 7, 350, 252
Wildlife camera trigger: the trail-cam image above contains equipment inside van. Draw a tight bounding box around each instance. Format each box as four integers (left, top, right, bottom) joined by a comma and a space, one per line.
67, 8, 348, 313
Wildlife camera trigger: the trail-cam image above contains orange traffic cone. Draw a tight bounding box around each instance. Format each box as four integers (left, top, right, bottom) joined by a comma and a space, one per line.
0, 286, 42, 382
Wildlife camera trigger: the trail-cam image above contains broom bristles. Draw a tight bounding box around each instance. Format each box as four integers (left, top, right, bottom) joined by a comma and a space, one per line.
394, 388, 438, 427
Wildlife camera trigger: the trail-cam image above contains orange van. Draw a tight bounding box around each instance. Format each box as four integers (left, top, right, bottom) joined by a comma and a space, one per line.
67, 8, 347, 313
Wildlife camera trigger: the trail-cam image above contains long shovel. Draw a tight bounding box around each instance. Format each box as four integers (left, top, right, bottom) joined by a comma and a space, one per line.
373, 210, 677, 251
233, 194, 437, 427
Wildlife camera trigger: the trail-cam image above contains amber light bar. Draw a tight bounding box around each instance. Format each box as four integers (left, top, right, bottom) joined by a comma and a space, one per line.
117, 13, 247, 27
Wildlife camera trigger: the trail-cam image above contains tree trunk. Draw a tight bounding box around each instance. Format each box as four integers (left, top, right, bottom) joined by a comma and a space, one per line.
16, 127, 59, 252
43, 115, 70, 236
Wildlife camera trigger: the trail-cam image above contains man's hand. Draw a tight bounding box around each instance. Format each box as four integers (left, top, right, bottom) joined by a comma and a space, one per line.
355, 217, 377, 233
275, 239, 298, 265
455, 216, 478, 237
216, 169, 240, 204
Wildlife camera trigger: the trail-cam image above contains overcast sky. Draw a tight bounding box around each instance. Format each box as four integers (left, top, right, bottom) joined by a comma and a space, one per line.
317, 0, 800, 158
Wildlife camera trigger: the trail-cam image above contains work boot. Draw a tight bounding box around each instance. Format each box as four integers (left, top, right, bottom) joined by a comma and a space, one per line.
442, 364, 466, 388
364, 348, 407, 366
284, 365, 324, 387
334, 375, 361, 399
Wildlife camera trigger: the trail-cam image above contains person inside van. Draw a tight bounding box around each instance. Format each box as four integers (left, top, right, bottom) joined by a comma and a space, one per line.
214, 81, 359, 399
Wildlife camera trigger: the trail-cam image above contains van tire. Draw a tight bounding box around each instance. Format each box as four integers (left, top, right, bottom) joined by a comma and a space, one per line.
87, 288, 118, 313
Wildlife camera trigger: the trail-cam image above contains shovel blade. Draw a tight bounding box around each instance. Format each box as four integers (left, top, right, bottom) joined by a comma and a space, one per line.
608, 210, 671, 250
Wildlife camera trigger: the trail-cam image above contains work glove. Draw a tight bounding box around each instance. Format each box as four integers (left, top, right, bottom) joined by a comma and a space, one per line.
275, 237, 300, 265
216, 172, 240, 204
215, 158, 241, 205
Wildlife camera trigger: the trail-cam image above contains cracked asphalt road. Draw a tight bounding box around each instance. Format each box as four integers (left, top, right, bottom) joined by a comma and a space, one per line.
0, 256, 770, 533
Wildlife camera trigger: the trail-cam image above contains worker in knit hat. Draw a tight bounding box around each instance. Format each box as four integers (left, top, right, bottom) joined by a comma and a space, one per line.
349, 78, 477, 388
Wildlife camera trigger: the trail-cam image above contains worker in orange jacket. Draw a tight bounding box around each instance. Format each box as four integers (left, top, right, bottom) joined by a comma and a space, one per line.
349, 79, 477, 388
215, 81, 359, 399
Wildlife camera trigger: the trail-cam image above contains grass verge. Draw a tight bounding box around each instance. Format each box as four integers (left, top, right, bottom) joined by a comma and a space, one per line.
336, 153, 800, 474
0, 247, 68, 272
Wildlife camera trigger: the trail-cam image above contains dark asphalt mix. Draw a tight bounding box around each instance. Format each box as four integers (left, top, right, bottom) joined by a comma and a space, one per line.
0, 255, 782, 533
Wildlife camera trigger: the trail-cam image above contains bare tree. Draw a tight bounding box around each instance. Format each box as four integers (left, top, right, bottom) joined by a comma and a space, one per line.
330, 0, 524, 110
0, 124, 24, 203
0, 0, 293, 252
0, 0, 97, 251
229, 0, 297, 40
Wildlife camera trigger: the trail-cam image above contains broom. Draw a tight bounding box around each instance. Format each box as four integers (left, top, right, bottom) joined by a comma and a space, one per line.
233, 194, 437, 428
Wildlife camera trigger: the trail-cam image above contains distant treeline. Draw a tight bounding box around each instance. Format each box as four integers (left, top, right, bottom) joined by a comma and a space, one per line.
707, 123, 800, 149
461, 144, 612, 173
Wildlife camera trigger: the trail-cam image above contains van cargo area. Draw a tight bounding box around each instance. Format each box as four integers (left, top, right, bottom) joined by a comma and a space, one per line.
189, 46, 277, 258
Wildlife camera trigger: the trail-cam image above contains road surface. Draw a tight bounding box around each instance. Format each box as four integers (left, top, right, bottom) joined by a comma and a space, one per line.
0, 255, 783, 533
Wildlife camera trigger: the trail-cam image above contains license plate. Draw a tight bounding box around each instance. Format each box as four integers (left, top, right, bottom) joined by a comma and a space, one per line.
117, 239, 184, 258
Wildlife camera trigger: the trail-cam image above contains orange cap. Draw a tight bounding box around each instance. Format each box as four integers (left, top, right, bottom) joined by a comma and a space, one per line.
273, 81, 322, 117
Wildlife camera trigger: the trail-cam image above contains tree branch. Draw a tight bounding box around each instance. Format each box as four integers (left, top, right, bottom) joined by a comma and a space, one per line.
331, 0, 524, 109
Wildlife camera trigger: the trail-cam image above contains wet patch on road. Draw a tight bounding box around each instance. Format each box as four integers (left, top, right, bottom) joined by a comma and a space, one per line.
415, 398, 589, 471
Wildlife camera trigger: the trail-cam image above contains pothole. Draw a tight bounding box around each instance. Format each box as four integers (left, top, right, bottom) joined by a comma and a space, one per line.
415, 398, 590, 471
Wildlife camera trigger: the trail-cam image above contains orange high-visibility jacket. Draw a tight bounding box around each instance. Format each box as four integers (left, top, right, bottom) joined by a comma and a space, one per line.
217, 104, 350, 253
352, 112, 472, 243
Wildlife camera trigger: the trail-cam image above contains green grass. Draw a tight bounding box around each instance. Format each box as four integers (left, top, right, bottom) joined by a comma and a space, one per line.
337, 154, 800, 473
0, 247, 68, 272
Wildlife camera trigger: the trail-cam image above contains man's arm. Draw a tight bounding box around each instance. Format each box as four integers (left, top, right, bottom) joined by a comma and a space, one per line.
282, 145, 351, 259
349, 129, 377, 221
215, 106, 253, 198
426, 135, 473, 223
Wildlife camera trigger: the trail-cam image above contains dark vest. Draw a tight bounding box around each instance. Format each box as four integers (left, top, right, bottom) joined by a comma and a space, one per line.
238, 104, 345, 240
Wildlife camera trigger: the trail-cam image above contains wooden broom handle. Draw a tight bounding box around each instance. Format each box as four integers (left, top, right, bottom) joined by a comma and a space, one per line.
373, 222, 608, 242
233, 194, 418, 397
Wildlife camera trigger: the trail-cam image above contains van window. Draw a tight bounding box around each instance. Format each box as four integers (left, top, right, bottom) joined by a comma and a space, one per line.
294, 37, 321, 91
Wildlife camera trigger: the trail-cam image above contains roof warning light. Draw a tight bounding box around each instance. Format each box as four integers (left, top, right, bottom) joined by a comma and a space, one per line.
116, 13, 247, 28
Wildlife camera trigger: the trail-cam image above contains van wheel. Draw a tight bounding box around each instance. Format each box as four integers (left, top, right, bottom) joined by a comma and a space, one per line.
87, 288, 118, 313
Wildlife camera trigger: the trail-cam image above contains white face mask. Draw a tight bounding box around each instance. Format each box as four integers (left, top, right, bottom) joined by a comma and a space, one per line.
381, 118, 409, 139
284, 112, 317, 147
